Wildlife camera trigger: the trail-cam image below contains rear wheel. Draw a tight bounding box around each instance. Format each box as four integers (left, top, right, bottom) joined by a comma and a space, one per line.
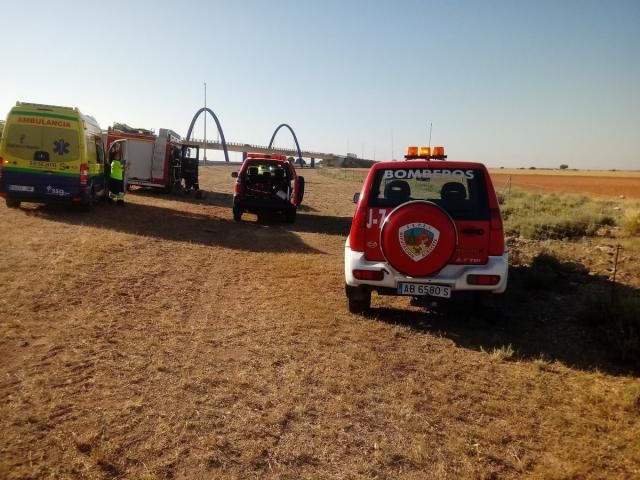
346, 286, 371, 314
348, 294, 371, 314
232, 204, 243, 222
81, 187, 95, 212
296, 176, 305, 204
5, 198, 20, 208
285, 206, 297, 224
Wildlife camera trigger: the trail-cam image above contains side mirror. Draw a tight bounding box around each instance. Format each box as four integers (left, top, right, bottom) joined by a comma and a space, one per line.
353, 192, 360, 204
231, 171, 238, 178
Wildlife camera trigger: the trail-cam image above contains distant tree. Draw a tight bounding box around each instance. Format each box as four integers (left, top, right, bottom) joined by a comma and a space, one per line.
559, 164, 569, 170
529, 166, 537, 170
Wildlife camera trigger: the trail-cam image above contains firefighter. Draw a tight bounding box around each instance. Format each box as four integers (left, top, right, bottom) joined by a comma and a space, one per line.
182, 147, 199, 193
108, 148, 126, 205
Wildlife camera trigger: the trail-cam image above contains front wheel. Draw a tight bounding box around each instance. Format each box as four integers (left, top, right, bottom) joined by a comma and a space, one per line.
5, 198, 21, 208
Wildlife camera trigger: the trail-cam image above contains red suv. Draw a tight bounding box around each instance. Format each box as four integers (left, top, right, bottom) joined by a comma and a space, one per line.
345, 146, 507, 313
231, 154, 304, 223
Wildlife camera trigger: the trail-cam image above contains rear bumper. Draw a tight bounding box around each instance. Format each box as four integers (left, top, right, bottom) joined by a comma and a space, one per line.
0, 171, 99, 204
234, 195, 293, 212
344, 239, 508, 294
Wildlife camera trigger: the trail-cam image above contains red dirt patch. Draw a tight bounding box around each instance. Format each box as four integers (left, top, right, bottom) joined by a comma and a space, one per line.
490, 172, 640, 199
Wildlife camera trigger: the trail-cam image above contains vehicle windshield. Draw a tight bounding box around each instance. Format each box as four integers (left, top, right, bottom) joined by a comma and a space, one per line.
4, 123, 80, 162
369, 167, 490, 220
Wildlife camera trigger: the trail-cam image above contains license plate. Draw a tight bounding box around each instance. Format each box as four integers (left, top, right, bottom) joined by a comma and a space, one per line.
8, 185, 35, 192
397, 282, 451, 298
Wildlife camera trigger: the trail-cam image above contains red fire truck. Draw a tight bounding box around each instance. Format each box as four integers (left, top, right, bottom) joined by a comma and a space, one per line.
104, 124, 199, 193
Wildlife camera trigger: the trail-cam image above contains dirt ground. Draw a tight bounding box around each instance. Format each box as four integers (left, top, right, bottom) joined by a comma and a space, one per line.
489, 170, 640, 199
1, 166, 639, 479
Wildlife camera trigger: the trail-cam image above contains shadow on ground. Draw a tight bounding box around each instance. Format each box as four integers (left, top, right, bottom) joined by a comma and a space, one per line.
130, 188, 318, 212
24, 201, 323, 254
367, 258, 640, 376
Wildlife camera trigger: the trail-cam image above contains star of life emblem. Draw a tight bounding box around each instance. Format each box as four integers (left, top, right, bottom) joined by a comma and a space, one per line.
53, 139, 70, 156
398, 223, 440, 262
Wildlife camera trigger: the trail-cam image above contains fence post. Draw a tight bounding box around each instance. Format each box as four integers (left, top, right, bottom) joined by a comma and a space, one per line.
610, 244, 622, 305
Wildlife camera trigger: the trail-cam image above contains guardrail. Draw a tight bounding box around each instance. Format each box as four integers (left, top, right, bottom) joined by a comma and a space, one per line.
187, 138, 330, 157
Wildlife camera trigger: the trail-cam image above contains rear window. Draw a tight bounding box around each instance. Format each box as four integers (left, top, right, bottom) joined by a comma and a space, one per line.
369, 167, 490, 220
4, 123, 79, 163
244, 161, 289, 177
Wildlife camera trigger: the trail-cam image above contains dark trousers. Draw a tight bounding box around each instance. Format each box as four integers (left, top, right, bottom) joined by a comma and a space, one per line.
109, 178, 123, 194
109, 178, 124, 201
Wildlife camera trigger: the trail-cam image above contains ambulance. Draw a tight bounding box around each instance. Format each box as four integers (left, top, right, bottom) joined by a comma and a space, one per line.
0, 102, 107, 209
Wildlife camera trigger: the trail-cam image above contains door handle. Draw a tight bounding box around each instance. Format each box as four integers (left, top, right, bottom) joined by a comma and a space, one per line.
461, 228, 484, 235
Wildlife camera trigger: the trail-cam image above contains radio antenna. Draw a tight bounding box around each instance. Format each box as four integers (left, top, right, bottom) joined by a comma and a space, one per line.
391, 129, 394, 161
428, 122, 433, 149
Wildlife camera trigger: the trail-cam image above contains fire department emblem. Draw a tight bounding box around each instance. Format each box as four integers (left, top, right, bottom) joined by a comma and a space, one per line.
398, 223, 440, 262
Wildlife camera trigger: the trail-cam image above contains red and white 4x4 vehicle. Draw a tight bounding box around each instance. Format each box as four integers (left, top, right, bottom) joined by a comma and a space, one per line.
231, 153, 304, 223
345, 146, 507, 313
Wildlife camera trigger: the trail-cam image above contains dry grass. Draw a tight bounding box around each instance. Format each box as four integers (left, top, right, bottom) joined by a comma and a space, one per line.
622, 209, 640, 236
1, 166, 640, 479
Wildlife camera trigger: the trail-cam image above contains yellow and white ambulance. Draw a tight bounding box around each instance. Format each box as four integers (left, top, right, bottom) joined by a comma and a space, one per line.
0, 102, 107, 209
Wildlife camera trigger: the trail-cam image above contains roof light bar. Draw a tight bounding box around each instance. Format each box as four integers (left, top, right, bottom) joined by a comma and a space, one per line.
246, 153, 287, 161
404, 145, 447, 161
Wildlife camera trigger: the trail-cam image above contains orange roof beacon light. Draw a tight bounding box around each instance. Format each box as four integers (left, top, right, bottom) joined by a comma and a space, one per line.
418, 146, 431, 157
406, 146, 419, 157
431, 146, 447, 160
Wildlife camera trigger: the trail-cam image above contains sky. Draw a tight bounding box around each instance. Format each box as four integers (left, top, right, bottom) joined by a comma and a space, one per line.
0, 0, 638, 169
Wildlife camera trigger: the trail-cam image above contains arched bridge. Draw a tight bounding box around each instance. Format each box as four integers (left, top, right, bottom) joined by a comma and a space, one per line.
268, 124, 303, 163
185, 107, 230, 162
183, 110, 373, 165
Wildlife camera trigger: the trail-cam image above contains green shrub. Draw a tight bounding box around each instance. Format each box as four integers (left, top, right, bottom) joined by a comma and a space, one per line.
502, 190, 621, 240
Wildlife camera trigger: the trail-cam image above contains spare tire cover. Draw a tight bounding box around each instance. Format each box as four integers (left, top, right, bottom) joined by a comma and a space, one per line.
380, 201, 457, 277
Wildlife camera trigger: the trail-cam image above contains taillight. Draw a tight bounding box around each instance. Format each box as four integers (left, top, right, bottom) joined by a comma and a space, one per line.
467, 274, 501, 286
233, 180, 243, 195
79, 164, 89, 186
353, 269, 384, 281
348, 203, 367, 252
0, 157, 3, 178
488, 207, 505, 256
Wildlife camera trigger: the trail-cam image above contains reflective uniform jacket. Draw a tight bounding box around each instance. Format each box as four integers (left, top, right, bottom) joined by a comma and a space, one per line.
110, 160, 124, 181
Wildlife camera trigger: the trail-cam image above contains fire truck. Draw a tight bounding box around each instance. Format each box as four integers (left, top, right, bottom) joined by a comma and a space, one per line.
104, 124, 200, 193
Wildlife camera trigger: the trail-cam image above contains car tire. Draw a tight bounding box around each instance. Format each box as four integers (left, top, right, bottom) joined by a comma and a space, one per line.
348, 294, 371, 314
5, 198, 20, 209
346, 286, 371, 314
233, 205, 243, 222
285, 206, 297, 224
81, 187, 95, 212
296, 176, 305, 204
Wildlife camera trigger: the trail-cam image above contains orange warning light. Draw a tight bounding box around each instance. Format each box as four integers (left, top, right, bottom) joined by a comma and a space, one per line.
432, 146, 445, 157
406, 146, 419, 156
418, 146, 430, 157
